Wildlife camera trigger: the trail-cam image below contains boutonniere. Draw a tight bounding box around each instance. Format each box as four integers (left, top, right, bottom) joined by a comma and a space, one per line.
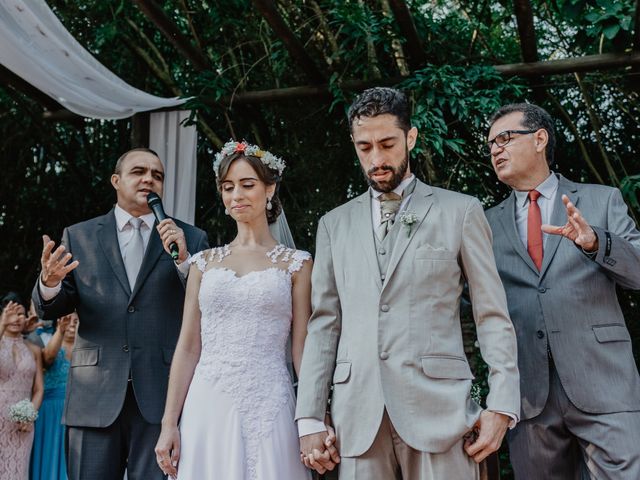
399, 211, 418, 237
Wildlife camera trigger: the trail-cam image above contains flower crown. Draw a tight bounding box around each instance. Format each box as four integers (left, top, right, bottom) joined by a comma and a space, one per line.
213, 140, 286, 178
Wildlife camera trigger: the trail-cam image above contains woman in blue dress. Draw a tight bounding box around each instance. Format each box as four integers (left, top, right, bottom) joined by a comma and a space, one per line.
30, 312, 78, 480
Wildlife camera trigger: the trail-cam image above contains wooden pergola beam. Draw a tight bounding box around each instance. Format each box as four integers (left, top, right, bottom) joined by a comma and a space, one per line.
387, 0, 428, 69
512, 0, 539, 63
214, 52, 640, 106
251, 0, 326, 84
132, 0, 210, 72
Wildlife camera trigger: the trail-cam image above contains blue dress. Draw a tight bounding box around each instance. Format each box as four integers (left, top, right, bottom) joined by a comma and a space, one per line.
30, 347, 70, 480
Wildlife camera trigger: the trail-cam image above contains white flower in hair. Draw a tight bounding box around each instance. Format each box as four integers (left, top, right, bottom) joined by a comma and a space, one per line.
213, 140, 286, 177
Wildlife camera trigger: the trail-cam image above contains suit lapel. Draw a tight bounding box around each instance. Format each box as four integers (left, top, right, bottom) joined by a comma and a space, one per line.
497, 192, 539, 275
383, 180, 433, 288
353, 191, 383, 291
97, 210, 131, 297
130, 223, 164, 301
540, 174, 579, 276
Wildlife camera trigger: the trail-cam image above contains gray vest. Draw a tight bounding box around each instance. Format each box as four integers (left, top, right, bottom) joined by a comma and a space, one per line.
372, 179, 417, 284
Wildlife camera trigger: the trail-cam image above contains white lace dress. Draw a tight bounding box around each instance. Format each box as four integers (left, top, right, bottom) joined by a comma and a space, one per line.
177, 245, 312, 480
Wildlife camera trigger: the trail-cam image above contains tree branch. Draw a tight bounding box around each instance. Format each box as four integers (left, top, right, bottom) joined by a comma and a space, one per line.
387, 0, 428, 69
132, 0, 210, 71
251, 0, 326, 84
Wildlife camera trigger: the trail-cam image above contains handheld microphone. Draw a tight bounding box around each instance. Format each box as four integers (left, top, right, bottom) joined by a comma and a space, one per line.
146, 192, 180, 260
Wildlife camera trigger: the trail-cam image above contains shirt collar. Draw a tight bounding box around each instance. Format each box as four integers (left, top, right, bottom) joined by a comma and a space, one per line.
372, 174, 416, 200
114, 204, 156, 231
514, 172, 559, 208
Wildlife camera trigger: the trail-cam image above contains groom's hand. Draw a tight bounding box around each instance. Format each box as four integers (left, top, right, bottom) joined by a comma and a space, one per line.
464, 410, 510, 463
300, 431, 338, 473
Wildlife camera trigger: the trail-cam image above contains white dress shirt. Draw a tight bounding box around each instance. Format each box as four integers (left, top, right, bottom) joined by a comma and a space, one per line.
39, 204, 190, 300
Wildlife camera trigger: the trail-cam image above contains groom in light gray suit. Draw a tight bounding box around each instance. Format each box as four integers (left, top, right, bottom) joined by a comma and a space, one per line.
296, 88, 520, 479
485, 103, 640, 479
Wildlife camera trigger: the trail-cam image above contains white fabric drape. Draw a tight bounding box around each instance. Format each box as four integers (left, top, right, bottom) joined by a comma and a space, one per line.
0, 0, 185, 119
149, 111, 198, 224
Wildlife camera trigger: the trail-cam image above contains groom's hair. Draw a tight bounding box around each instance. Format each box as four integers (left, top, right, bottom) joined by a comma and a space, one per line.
488, 103, 556, 164
348, 87, 411, 133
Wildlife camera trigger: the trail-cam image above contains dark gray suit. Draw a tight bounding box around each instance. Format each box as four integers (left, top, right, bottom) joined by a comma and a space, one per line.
486, 174, 640, 479
32, 208, 208, 479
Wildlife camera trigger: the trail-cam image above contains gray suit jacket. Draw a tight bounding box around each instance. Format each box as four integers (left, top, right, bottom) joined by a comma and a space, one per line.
32, 208, 209, 428
486, 174, 640, 420
296, 180, 519, 456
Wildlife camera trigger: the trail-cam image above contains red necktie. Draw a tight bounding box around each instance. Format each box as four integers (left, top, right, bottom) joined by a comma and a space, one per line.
527, 190, 543, 270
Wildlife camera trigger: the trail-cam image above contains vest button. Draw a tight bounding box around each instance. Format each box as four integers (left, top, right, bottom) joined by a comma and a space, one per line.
536, 330, 545, 339
378, 248, 386, 255
128, 306, 135, 313
122, 345, 129, 352
381, 304, 389, 312
380, 352, 389, 360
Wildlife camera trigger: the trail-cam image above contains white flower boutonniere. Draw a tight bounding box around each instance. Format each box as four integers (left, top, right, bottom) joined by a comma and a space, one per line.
399, 211, 418, 237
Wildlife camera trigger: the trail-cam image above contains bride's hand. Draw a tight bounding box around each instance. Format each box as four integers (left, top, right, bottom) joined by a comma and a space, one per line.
155, 424, 180, 477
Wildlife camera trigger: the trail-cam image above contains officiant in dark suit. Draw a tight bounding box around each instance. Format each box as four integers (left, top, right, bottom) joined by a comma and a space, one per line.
32, 148, 209, 480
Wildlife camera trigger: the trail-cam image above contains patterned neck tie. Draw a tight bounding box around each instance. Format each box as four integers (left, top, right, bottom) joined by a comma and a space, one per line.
378, 192, 402, 239
124, 217, 144, 289
527, 190, 543, 271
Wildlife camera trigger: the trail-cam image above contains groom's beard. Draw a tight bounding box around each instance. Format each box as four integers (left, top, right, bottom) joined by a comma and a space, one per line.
364, 147, 409, 193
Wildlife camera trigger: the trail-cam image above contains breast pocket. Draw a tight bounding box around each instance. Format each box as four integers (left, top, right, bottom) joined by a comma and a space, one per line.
414, 246, 457, 261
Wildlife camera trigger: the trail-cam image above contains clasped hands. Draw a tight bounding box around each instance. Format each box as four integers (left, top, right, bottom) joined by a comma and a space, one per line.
299, 419, 340, 474
541, 194, 598, 252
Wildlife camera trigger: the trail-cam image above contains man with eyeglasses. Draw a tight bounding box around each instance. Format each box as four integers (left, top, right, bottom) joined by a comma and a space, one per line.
484, 102, 640, 479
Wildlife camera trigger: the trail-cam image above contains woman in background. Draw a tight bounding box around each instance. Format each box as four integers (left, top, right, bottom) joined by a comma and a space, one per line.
0, 300, 44, 479
30, 312, 78, 480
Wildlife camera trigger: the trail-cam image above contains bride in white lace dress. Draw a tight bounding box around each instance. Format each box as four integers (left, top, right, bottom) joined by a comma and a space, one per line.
155, 141, 331, 479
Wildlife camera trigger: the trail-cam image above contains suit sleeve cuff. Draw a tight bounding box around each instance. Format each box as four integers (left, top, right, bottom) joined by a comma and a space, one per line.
489, 410, 519, 429
39, 276, 61, 301
175, 253, 192, 278
297, 417, 327, 437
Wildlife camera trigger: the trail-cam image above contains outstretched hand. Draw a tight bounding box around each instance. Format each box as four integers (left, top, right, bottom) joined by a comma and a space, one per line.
40, 235, 79, 288
464, 410, 510, 463
541, 195, 598, 252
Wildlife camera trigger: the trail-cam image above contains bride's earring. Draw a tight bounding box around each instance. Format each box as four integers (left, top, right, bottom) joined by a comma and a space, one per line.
266, 197, 273, 211
224, 208, 229, 215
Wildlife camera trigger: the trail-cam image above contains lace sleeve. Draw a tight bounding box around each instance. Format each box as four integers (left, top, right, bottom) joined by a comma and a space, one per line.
288, 250, 312, 274
188, 250, 207, 273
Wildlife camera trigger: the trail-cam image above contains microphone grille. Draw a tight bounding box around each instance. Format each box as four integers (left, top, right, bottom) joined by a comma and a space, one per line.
146, 192, 161, 206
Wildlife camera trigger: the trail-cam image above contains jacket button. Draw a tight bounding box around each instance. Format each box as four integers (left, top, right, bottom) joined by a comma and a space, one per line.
378, 248, 386, 255
122, 345, 129, 352
538, 287, 547, 293
380, 352, 389, 360
536, 330, 545, 339
128, 306, 135, 313
381, 304, 389, 312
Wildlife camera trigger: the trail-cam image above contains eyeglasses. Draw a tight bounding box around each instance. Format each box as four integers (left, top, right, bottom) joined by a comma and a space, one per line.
483, 129, 537, 156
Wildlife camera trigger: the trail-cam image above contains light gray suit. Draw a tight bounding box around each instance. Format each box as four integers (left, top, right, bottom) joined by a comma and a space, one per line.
296, 179, 519, 477
486, 174, 640, 479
